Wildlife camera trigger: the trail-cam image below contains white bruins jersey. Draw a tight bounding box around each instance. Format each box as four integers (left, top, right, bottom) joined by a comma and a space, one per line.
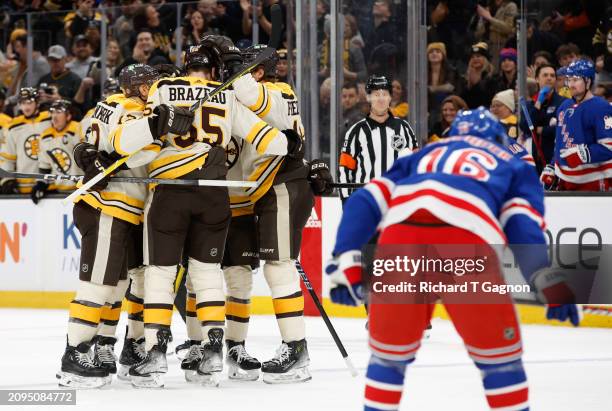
230, 75, 305, 214
77, 94, 161, 225
78, 107, 95, 142
39, 121, 83, 192
113, 76, 289, 180
0, 111, 51, 193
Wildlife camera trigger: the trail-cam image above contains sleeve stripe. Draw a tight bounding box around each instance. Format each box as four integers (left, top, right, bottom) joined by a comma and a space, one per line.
248, 83, 270, 115
0, 152, 17, 160
110, 126, 129, 156
255, 128, 280, 154
500, 198, 545, 229
364, 177, 395, 215
244, 121, 267, 145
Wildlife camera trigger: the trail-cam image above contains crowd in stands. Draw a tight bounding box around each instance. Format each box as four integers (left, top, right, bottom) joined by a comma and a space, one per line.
0, 0, 610, 175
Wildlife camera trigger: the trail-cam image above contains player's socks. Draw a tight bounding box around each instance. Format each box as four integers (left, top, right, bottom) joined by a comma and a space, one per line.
364, 355, 412, 411
476, 359, 529, 410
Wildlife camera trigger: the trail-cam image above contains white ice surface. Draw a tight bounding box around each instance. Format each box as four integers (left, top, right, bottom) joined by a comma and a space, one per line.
0, 309, 611, 411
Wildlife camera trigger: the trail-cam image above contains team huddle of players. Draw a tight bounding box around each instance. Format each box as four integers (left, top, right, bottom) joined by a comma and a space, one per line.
0, 34, 333, 389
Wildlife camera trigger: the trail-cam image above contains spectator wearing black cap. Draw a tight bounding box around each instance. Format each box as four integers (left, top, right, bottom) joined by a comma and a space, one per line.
338, 74, 418, 204
459, 42, 495, 108
66, 35, 97, 79
37, 45, 82, 102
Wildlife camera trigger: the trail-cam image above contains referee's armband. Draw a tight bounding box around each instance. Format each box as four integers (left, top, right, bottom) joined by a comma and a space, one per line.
339, 152, 357, 170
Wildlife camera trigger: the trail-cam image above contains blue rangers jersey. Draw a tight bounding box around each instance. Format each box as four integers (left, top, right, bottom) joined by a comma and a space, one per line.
553, 96, 612, 184
333, 136, 547, 262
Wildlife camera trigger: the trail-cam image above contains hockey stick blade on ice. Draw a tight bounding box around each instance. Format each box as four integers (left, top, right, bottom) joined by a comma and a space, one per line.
295, 260, 358, 377
0, 168, 256, 188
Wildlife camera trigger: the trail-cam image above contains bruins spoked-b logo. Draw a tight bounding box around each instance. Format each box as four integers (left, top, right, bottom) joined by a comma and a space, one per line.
391, 134, 407, 152
225, 136, 240, 169
24, 134, 40, 160
50, 148, 72, 173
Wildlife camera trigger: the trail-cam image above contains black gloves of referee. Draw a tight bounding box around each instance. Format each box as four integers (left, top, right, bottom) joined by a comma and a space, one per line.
308, 159, 334, 196
148, 104, 194, 139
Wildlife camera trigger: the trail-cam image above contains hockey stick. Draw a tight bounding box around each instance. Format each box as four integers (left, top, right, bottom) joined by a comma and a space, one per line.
519, 97, 547, 169
64, 6, 284, 205
329, 182, 365, 189
0, 169, 257, 188
295, 260, 358, 377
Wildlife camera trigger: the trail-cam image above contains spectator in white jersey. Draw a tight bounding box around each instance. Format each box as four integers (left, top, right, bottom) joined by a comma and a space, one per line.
338, 74, 418, 204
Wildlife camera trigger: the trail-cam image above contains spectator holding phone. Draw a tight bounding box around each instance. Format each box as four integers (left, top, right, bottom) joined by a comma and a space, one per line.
37, 45, 82, 102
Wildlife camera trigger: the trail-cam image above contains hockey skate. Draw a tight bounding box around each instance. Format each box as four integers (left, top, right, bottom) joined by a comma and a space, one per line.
117, 336, 146, 381
180, 341, 203, 382
226, 340, 261, 381
196, 328, 224, 387
262, 339, 311, 384
175, 339, 192, 361
57, 341, 110, 389
129, 329, 170, 388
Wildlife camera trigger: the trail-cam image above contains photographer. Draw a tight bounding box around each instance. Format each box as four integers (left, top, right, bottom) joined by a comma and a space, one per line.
37, 45, 82, 102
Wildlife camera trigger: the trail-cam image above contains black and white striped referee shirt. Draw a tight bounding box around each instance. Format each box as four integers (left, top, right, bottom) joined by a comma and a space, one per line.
339, 113, 418, 201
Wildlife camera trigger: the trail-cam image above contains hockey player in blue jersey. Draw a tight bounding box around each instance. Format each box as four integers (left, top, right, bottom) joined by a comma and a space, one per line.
326, 107, 579, 411
541, 59, 612, 191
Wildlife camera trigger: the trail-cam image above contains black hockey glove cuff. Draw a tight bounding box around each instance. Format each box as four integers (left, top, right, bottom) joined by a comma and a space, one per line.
149, 104, 194, 139
308, 159, 334, 196
283, 129, 304, 159
73, 142, 99, 171
30, 180, 49, 204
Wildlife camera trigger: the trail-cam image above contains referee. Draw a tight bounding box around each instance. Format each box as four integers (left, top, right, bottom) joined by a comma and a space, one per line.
338, 75, 418, 204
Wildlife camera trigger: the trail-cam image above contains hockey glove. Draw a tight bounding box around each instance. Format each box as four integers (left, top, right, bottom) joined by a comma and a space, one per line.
560, 144, 590, 168
308, 159, 334, 196
283, 129, 304, 159
325, 250, 364, 306
149, 104, 194, 139
0, 179, 18, 194
30, 181, 49, 204
540, 164, 557, 190
531, 267, 580, 326
82, 150, 123, 191
73, 142, 99, 171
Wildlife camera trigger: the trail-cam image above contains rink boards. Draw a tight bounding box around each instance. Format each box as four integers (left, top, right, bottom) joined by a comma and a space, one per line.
0, 196, 611, 328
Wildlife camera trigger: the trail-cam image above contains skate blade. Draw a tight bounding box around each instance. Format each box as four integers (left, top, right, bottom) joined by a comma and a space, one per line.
263, 367, 312, 384
117, 365, 131, 381
57, 371, 108, 389
175, 349, 188, 361
130, 374, 164, 388
227, 363, 260, 381
197, 372, 221, 387
183, 370, 204, 383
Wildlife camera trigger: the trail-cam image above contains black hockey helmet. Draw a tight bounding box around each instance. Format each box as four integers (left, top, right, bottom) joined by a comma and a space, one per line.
49, 99, 71, 113
153, 63, 183, 79
197, 34, 242, 81
365, 75, 392, 94
242, 44, 279, 79
18, 87, 40, 102
103, 77, 121, 96
118, 64, 160, 98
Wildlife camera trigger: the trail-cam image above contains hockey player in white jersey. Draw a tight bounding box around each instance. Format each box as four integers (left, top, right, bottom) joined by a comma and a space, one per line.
57, 64, 165, 388
126, 40, 303, 388
216, 41, 330, 383
31, 100, 83, 203
78, 78, 122, 143
0, 88, 51, 194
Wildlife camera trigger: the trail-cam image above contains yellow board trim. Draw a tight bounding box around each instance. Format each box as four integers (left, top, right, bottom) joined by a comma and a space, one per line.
2, 292, 611, 328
